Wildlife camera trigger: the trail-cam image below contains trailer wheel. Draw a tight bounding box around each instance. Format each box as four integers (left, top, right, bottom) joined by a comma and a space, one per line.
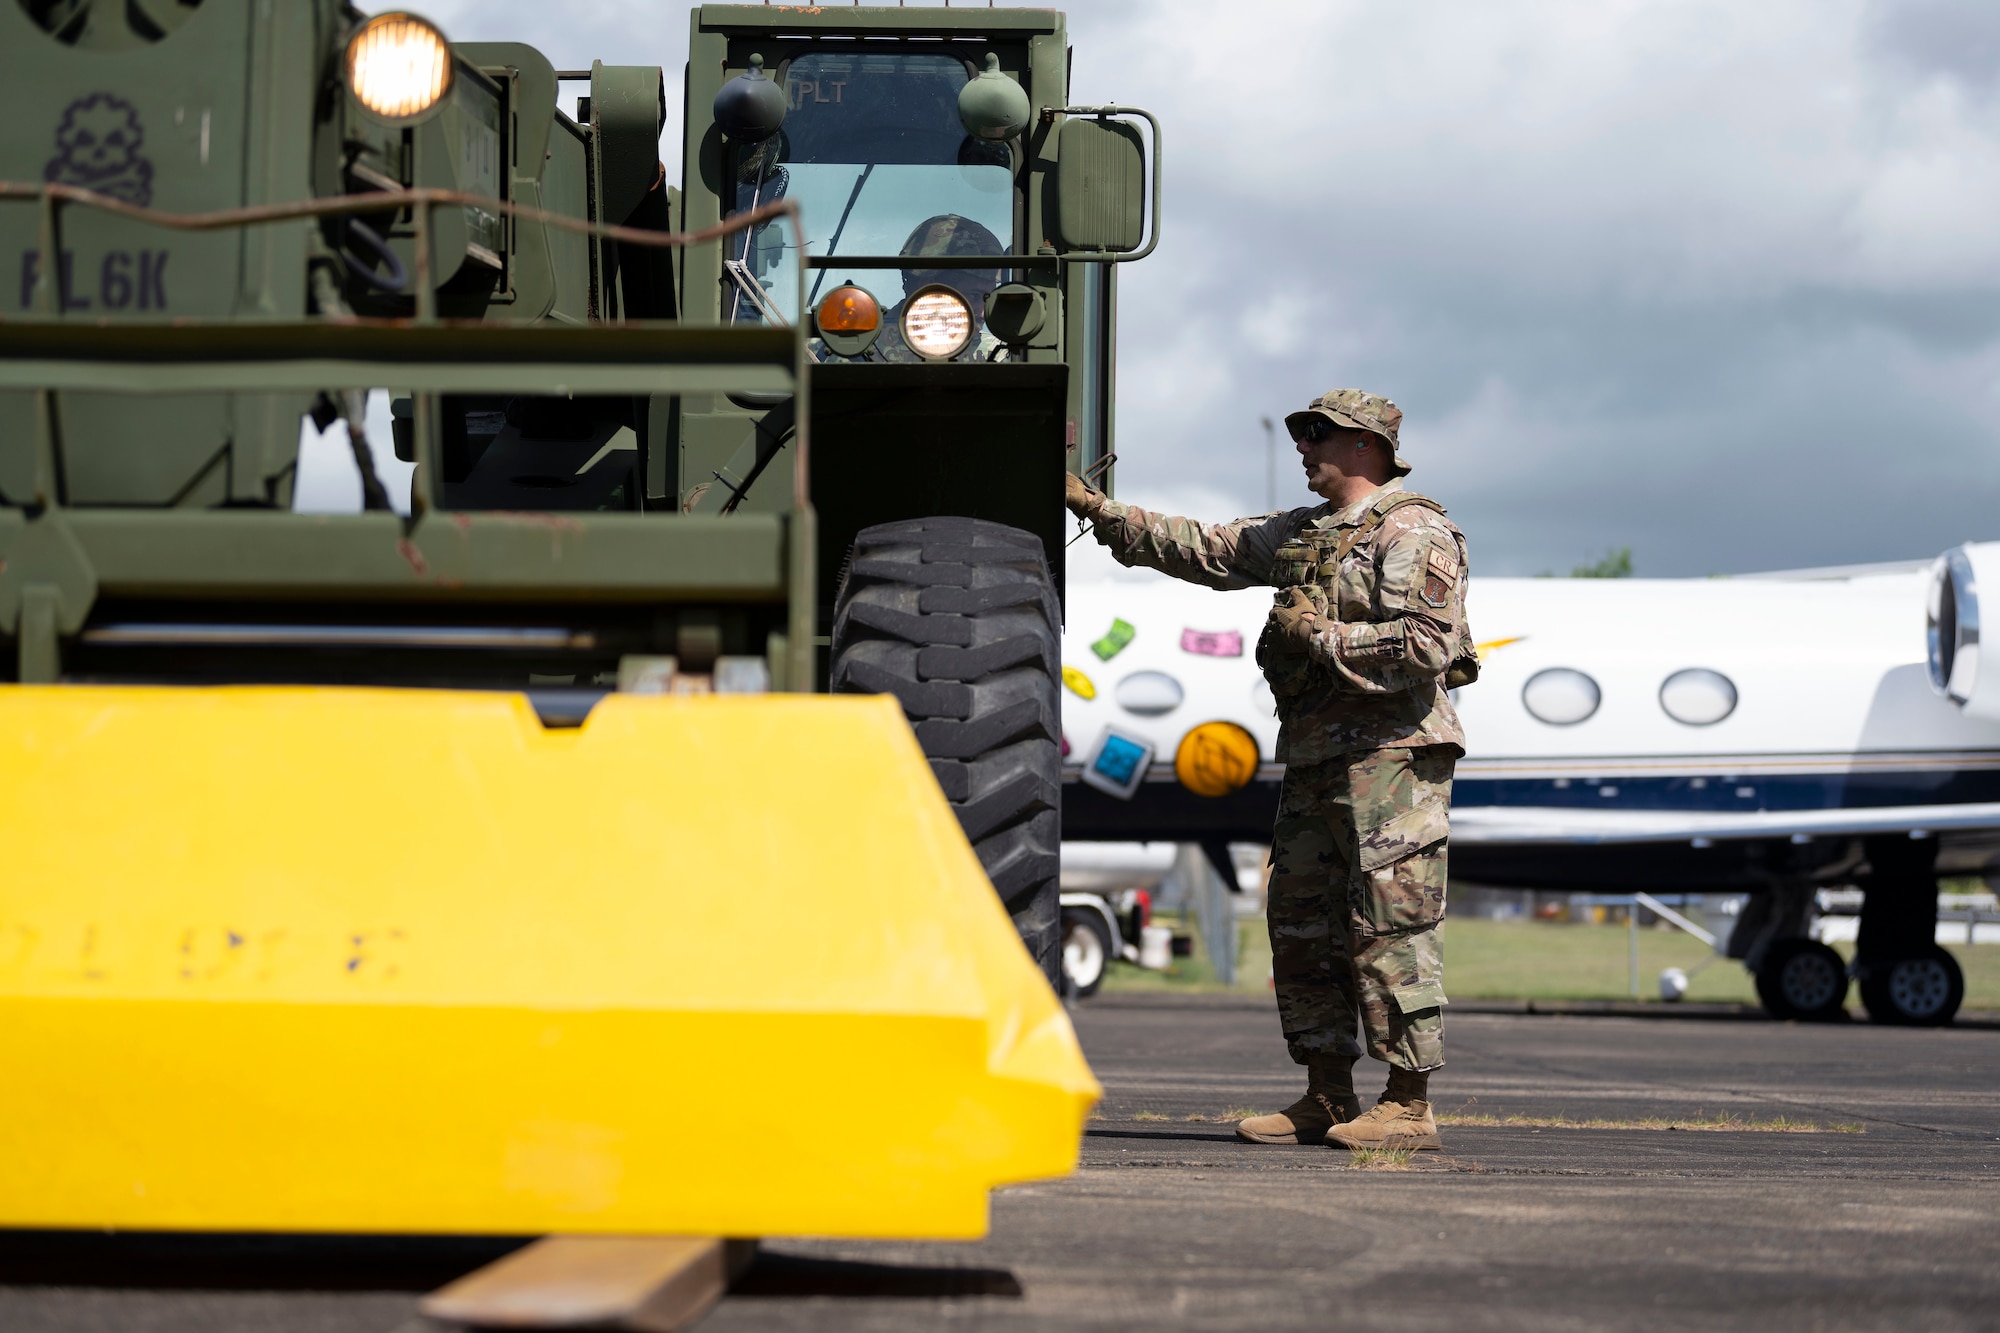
832, 517, 1062, 988
1753, 938, 1849, 1022
1061, 907, 1113, 998
1858, 945, 1963, 1027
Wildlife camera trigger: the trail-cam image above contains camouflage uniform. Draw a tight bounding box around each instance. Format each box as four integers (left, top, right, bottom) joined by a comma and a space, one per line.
1084, 391, 1470, 1073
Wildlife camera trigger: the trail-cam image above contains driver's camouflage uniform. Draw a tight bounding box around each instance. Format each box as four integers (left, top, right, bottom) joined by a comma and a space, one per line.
1082, 468, 1472, 1074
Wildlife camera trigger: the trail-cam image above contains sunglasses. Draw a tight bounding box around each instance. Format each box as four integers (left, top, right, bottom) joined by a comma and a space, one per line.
1292, 417, 1338, 445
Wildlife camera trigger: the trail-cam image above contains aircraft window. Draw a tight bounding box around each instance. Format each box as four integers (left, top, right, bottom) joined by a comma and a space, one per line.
1115, 670, 1184, 716
1522, 668, 1601, 726
1660, 668, 1738, 726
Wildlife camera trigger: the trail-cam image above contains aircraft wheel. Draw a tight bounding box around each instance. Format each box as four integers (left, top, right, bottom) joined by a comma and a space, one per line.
1061, 908, 1113, 998
831, 517, 1062, 988
1754, 939, 1850, 1022
1859, 945, 1963, 1027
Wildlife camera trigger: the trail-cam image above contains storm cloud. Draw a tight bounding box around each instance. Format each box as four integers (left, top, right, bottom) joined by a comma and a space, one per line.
426, 0, 2000, 574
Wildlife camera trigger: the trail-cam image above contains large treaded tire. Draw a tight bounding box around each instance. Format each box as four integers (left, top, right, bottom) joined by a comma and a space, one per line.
831, 517, 1062, 988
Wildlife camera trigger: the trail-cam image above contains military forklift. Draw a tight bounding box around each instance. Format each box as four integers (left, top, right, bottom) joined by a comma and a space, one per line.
0, 0, 1151, 1245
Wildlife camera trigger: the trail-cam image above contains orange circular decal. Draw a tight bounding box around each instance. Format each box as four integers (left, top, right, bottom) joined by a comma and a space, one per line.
1173, 721, 1260, 798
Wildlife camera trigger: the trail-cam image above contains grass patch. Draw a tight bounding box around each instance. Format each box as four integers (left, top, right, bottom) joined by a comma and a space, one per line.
1435, 1110, 1863, 1133
1434, 917, 2000, 1008
1095, 904, 2000, 1008
1443, 917, 1755, 1003
1132, 1111, 1169, 1122
1346, 1146, 1415, 1170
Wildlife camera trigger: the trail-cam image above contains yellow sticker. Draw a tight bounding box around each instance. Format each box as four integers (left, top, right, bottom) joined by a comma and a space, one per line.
1174, 721, 1261, 798
1061, 665, 1097, 700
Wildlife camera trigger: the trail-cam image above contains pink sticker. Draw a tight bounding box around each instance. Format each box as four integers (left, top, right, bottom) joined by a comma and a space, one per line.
1180, 628, 1243, 657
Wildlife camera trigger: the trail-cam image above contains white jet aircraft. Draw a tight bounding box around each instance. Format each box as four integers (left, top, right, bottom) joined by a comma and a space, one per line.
1059, 553, 2000, 1026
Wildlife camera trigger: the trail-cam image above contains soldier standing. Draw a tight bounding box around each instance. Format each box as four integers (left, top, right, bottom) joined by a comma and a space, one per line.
1065, 390, 1474, 1151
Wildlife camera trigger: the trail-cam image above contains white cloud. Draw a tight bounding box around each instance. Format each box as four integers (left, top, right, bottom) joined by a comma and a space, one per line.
1057, 0, 2000, 569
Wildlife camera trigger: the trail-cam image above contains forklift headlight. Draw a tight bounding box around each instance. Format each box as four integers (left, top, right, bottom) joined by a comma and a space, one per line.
347, 12, 454, 121
901, 285, 973, 360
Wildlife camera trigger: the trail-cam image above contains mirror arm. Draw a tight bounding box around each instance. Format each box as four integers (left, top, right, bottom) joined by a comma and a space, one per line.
1041, 105, 1163, 264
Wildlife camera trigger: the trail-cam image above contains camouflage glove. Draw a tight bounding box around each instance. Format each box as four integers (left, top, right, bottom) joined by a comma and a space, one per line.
1065, 471, 1105, 519
1270, 587, 1323, 648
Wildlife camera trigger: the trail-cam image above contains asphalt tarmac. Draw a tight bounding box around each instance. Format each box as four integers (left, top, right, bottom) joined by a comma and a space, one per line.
5, 996, 1997, 1331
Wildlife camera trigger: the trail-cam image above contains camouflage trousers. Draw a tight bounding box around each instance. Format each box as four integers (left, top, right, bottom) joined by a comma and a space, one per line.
1267, 745, 1454, 1072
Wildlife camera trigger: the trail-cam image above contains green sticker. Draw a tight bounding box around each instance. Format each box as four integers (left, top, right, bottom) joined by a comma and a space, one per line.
1091, 618, 1136, 661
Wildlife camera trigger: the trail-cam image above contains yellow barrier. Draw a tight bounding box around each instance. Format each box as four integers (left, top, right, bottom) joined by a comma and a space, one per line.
0, 686, 1098, 1238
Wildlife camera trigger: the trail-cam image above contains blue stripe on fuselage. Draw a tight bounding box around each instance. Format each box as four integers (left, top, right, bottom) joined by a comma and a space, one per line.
1452, 768, 2000, 812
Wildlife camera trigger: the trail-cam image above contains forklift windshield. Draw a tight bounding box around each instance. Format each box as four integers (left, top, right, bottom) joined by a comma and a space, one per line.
726, 50, 1015, 340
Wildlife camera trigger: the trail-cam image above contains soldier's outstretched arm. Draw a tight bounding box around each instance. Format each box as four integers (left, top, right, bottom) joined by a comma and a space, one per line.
1303, 519, 1464, 693
1077, 491, 1297, 590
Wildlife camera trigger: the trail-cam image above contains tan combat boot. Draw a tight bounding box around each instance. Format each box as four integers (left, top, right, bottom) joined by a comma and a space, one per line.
1235, 1062, 1363, 1145
1323, 1097, 1440, 1151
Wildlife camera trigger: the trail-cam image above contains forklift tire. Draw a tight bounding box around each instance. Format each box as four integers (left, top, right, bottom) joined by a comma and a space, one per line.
1753, 938, 1850, 1022
1858, 944, 1963, 1027
832, 517, 1062, 988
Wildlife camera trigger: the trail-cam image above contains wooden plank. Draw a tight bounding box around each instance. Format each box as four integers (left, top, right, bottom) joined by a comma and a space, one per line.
419, 1235, 756, 1331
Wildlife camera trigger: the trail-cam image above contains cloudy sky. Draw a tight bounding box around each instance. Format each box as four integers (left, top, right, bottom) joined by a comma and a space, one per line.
418, 0, 2000, 576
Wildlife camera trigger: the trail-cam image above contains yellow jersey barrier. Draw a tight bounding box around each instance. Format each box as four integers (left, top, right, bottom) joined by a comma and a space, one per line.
0, 686, 1098, 1238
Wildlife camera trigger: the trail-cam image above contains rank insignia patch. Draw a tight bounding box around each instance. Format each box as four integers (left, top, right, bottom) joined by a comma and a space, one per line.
1421, 543, 1456, 608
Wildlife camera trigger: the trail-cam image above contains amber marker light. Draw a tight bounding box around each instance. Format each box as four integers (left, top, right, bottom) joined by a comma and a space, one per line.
816, 284, 881, 334
901, 285, 973, 360
347, 13, 454, 121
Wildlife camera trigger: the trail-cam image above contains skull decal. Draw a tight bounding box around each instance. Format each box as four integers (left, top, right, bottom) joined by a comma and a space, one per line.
45, 93, 155, 206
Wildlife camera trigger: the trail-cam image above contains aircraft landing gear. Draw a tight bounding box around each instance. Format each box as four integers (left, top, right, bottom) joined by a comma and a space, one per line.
1753, 938, 1850, 1022
1854, 835, 1959, 1027
1729, 877, 1847, 1022
1858, 946, 1964, 1027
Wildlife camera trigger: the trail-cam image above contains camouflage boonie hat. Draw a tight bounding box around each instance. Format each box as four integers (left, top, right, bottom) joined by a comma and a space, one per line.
899, 214, 1004, 297
1285, 389, 1411, 476
899, 213, 1004, 259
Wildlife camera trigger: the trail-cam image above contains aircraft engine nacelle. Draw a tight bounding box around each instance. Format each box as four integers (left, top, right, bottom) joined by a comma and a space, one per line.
1927, 542, 2000, 719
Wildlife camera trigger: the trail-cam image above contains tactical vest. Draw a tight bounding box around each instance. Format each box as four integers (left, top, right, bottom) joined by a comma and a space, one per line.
1255, 489, 1480, 703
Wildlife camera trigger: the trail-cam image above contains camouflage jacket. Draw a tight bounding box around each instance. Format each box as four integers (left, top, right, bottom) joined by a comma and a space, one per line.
1088, 479, 1470, 763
